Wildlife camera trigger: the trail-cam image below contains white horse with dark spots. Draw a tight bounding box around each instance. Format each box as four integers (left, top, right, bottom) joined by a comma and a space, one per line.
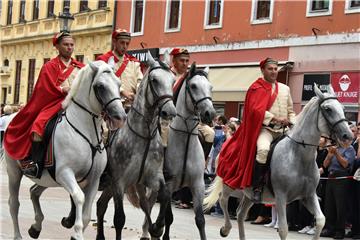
204, 84, 353, 240
3, 61, 126, 240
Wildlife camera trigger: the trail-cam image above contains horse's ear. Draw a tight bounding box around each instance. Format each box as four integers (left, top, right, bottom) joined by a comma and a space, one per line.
189, 62, 196, 76
203, 66, 209, 75
314, 83, 324, 100
327, 84, 336, 96
163, 50, 171, 66
146, 51, 156, 67
89, 61, 99, 72
107, 56, 116, 70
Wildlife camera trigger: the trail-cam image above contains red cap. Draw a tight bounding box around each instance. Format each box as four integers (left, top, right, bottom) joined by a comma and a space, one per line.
259, 58, 278, 69
112, 29, 131, 39
170, 48, 190, 57
52, 31, 71, 46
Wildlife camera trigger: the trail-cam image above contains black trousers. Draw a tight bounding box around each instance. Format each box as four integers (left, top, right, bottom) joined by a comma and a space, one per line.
324, 178, 350, 234
351, 180, 360, 235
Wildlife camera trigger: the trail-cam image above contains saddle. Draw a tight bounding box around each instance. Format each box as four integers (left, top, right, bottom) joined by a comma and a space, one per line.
19, 112, 62, 180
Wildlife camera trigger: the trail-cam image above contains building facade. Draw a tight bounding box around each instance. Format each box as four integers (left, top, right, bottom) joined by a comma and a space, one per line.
0, 0, 115, 106
114, 0, 360, 122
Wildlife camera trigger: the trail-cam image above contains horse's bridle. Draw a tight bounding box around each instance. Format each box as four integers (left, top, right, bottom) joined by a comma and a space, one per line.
287, 96, 347, 148
318, 97, 348, 132
170, 70, 212, 187
63, 69, 122, 183
126, 64, 174, 139
184, 70, 212, 115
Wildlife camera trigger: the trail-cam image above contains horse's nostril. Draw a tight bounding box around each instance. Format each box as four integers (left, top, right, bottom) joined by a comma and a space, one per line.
161, 111, 168, 117
343, 134, 349, 140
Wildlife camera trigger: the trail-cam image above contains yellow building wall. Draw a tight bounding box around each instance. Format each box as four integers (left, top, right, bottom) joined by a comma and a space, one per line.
0, 0, 115, 105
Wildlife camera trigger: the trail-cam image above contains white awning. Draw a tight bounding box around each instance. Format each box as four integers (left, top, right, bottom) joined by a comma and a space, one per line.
208, 67, 262, 102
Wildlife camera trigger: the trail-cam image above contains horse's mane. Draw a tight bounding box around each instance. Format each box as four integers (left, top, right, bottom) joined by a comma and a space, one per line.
62, 65, 92, 109
294, 96, 319, 127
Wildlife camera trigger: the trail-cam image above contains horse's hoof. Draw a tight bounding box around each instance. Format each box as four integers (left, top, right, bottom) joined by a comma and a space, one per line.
149, 223, 164, 238
61, 217, 75, 229
220, 227, 229, 237
28, 226, 41, 239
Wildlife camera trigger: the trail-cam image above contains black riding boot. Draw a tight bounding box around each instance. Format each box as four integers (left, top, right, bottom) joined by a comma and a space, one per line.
23, 141, 45, 179
252, 161, 268, 203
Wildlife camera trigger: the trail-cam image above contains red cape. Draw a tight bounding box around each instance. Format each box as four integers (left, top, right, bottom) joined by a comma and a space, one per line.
216, 78, 278, 189
4, 56, 84, 160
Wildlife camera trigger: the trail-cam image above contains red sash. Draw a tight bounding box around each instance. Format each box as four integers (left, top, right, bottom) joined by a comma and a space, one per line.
115, 55, 129, 77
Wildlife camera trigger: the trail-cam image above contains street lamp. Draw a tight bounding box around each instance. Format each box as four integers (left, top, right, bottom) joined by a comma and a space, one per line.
58, 6, 74, 32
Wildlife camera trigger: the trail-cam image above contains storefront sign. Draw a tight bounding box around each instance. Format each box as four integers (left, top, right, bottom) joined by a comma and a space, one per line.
302, 74, 330, 101
331, 72, 360, 103
127, 48, 159, 63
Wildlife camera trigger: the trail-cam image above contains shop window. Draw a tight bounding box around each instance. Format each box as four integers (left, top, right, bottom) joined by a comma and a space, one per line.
47, 0, 55, 18
165, 0, 182, 32
98, 0, 107, 8
4, 59, 9, 67
345, 0, 360, 13
251, 0, 274, 24
306, 0, 333, 17
204, 0, 223, 29
79, 0, 89, 12
7, 0, 13, 25
131, 0, 145, 35
19, 0, 26, 23
33, 0, 39, 20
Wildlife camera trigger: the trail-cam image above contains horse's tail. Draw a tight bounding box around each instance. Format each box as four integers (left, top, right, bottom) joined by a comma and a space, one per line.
126, 185, 141, 209
203, 176, 223, 211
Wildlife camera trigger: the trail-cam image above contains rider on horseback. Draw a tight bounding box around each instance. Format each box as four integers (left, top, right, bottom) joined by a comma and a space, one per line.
3, 31, 84, 178
96, 29, 143, 113
217, 58, 296, 203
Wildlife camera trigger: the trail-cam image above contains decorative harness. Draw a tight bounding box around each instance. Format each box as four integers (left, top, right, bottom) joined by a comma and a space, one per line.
286, 97, 347, 148
63, 69, 122, 183
124, 63, 174, 184
169, 70, 212, 187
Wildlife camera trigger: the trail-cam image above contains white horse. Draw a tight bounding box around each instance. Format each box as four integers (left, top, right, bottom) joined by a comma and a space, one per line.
204, 84, 353, 240
4, 61, 127, 240
140, 63, 216, 240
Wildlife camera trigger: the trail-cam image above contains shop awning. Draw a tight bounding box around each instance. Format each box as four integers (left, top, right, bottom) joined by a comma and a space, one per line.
208, 67, 262, 102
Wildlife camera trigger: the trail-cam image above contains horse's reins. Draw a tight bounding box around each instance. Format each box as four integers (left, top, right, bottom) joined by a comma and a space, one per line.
286, 97, 347, 148
125, 64, 174, 184
169, 70, 212, 187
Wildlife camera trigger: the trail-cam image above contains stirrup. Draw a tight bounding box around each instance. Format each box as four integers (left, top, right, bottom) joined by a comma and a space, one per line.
23, 162, 39, 178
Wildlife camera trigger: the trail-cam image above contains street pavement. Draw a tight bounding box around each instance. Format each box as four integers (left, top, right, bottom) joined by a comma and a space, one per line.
0, 162, 335, 240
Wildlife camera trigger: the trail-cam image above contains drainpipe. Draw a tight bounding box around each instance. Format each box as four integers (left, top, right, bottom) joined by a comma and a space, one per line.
111, 1, 118, 50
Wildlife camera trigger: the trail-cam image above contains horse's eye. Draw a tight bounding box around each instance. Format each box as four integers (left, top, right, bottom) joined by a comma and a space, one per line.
190, 84, 197, 90
103, 70, 111, 74
324, 106, 332, 113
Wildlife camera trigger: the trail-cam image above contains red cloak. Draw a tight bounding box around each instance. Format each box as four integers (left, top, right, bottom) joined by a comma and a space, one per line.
96, 51, 139, 77
4, 56, 84, 160
216, 78, 278, 189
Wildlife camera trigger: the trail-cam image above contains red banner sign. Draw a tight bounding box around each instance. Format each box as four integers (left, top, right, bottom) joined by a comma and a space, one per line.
331, 72, 359, 103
